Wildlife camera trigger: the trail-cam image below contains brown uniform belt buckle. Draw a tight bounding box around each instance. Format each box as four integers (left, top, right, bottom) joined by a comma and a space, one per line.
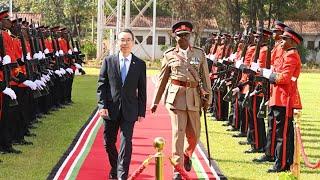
171, 79, 197, 88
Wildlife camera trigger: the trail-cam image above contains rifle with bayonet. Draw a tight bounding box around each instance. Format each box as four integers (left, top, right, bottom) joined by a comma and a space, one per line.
70, 35, 86, 75
242, 28, 264, 108
0, 24, 19, 106
29, 23, 50, 95
223, 29, 252, 102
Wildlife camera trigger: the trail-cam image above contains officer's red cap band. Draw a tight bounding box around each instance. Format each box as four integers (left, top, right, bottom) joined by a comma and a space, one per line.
0, 13, 8, 20
174, 25, 192, 33
283, 31, 301, 44
275, 24, 285, 31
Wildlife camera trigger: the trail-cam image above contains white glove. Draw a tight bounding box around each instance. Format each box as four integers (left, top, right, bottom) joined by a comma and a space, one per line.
66, 68, 74, 74
22, 80, 37, 90
262, 68, 272, 79
2, 55, 11, 65
60, 68, 66, 75
48, 69, 53, 76
35, 80, 45, 89
55, 51, 60, 57
44, 74, 50, 81
41, 77, 47, 83
26, 53, 32, 60
44, 48, 50, 54
68, 49, 73, 55
33, 53, 39, 59
235, 59, 243, 68
2, 87, 17, 100
250, 90, 258, 97
54, 70, 62, 77
250, 62, 260, 72
209, 54, 216, 61
59, 50, 64, 55
232, 87, 240, 95
229, 53, 237, 62
75, 63, 82, 69
73, 47, 78, 52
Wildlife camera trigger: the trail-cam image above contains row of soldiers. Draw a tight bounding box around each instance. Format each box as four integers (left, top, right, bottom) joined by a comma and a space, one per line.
205, 20, 302, 173
0, 10, 86, 157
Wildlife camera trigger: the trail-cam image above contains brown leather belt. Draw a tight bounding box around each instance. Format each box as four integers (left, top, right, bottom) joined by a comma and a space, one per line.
171, 79, 198, 88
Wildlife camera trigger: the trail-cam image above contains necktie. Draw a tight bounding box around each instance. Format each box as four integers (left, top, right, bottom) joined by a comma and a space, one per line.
120, 58, 127, 84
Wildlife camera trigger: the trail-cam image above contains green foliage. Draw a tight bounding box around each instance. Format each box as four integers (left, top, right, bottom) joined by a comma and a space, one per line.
82, 41, 97, 59
297, 44, 309, 64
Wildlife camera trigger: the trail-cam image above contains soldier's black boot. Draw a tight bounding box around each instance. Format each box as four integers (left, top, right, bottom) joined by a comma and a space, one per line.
253, 154, 274, 163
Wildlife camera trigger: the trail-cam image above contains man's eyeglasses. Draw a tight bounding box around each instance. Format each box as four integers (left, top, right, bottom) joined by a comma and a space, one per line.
119, 39, 133, 43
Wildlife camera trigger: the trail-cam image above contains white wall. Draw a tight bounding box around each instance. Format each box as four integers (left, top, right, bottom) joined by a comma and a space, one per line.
303, 34, 320, 63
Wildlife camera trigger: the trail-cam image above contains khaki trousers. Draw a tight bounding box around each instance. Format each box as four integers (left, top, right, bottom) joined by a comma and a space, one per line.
167, 107, 201, 168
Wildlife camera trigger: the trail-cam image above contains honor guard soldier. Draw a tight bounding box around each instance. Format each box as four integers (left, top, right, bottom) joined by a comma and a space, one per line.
150, 20, 212, 180
259, 27, 303, 173
253, 21, 288, 163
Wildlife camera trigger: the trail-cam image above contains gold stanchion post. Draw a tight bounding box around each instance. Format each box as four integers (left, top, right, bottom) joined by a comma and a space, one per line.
292, 110, 302, 179
153, 137, 165, 180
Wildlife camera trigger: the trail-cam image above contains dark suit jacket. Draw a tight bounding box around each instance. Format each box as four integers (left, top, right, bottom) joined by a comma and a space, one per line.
97, 53, 146, 122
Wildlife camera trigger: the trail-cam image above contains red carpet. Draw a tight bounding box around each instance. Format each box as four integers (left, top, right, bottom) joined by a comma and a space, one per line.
50, 77, 221, 180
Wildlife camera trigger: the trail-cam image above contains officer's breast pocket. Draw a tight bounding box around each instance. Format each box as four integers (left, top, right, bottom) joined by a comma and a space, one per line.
165, 85, 180, 104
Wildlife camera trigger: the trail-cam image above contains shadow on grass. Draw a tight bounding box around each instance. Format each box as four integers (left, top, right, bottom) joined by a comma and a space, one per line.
301, 132, 320, 137
303, 145, 320, 150
301, 169, 320, 174
300, 139, 320, 143
215, 158, 253, 165
301, 127, 320, 131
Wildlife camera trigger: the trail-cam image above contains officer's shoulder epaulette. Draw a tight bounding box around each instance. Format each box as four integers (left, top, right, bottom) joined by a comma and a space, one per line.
163, 47, 175, 55
193, 46, 205, 54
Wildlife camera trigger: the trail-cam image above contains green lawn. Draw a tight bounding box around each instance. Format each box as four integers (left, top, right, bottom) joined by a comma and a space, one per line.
0, 69, 318, 179
200, 72, 320, 180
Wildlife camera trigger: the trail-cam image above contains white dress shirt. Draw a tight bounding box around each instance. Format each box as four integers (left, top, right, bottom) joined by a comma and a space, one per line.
119, 52, 132, 75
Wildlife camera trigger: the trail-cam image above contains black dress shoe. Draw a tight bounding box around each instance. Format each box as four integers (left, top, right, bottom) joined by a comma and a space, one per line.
25, 132, 37, 137
244, 148, 264, 153
252, 155, 275, 163
172, 173, 182, 180
108, 173, 117, 179
222, 123, 231, 126
226, 127, 238, 131
3, 147, 22, 154
17, 139, 33, 146
267, 166, 289, 173
184, 154, 192, 172
232, 133, 246, 137
238, 141, 250, 145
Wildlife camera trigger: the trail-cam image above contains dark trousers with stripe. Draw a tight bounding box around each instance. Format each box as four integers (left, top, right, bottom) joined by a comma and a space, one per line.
0, 95, 13, 150
270, 106, 294, 169
232, 95, 240, 130
247, 95, 266, 150
238, 94, 248, 135
265, 107, 277, 158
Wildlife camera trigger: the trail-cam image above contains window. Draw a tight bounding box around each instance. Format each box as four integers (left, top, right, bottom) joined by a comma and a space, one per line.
158, 36, 166, 45
307, 41, 315, 50
135, 36, 143, 44
147, 36, 153, 45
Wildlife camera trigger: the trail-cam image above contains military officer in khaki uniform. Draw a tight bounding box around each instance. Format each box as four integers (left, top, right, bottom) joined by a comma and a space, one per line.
150, 20, 212, 180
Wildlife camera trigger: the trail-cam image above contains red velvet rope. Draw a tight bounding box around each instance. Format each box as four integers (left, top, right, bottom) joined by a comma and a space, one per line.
296, 126, 320, 169
128, 155, 154, 180
169, 157, 191, 180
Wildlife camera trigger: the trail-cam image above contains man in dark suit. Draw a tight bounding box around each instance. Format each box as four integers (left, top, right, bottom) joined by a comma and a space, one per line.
97, 29, 146, 180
